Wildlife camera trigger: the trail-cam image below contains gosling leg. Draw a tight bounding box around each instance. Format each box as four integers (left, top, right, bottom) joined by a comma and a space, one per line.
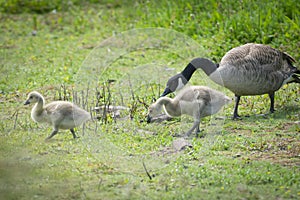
46, 129, 58, 140
269, 92, 275, 113
185, 119, 200, 138
233, 95, 241, 120
70, 128, 79, 139
195, 124, 201, 138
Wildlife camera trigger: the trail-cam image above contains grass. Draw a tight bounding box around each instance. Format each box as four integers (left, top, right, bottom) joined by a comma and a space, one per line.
0, 0, 300, 199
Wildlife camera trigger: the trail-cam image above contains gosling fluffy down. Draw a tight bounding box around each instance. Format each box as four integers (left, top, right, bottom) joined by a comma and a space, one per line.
147, 86, 231, 137
24, 91, 91, 140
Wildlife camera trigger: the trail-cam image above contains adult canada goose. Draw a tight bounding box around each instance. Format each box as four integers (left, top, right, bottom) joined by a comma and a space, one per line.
24, 91, 91, 140
147, 86, 231, 137
161, 43, 300, 119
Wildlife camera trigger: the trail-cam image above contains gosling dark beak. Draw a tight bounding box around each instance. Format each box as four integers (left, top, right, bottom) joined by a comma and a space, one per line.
160, 87, 172, 97
146, 115, 152, 123
24, 100, 30, 105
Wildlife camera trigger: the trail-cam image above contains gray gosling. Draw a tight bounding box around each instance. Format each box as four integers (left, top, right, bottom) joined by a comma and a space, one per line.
161, 43, 300, 119
24, 91, 91, 140
147, 86, 231, 137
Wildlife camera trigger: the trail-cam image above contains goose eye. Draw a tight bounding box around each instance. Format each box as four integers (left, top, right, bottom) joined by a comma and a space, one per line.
30, 96, 33, 99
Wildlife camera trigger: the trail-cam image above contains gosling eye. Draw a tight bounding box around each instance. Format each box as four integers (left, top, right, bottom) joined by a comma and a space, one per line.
29, 96, 33, 99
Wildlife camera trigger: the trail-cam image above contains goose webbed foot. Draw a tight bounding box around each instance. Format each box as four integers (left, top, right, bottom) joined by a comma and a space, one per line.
270, 108, 275, 113
70, 129, 79, 139
73, 135, 80, 139
45, 130, 58, 140
232, 114, 242, 120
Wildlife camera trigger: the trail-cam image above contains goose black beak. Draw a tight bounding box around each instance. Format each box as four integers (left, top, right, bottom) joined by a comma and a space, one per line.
160, 87, 172, 97
24, 100, 30, 105
146, 115, 152, 123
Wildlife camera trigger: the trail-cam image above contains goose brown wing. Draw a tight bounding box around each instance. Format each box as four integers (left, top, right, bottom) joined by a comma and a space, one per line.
221, 43, 296, 76
282, 52, 299, 74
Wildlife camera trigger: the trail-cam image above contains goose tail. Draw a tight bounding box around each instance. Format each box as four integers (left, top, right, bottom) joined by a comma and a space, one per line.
289, 66, 300, 83
292, 74, 300, 83
291, 68, 300, 83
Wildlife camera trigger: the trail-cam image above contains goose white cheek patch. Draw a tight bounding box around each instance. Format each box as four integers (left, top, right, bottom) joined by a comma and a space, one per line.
176, 77, 185, 91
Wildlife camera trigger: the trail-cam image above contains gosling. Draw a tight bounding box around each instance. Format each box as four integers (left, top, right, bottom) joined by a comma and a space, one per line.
147, 86, 231, 137
24, 91, 91, 140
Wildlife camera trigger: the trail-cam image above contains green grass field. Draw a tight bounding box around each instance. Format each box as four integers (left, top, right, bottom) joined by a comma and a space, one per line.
0, 0, 299, 199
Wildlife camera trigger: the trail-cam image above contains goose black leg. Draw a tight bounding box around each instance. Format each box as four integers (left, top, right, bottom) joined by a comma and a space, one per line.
184, 119, 200, 138
70, 128, 79, 139
46, 129, 58, 140
233, 95, 241, 120
269, 92, 275, 113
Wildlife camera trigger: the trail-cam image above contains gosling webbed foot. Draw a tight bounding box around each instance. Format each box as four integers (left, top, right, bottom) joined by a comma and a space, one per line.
196, 131, 205, 138
173, 133, 182, 137
183, 130, 193, 138
195, 128, 200, 138
172, 132, 190, 138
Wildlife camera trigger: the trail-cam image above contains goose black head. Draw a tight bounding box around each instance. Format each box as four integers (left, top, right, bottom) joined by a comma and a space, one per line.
161, 58, 217, 97
160, 73, 187, 97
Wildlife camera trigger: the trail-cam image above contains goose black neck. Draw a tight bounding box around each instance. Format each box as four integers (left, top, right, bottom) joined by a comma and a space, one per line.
181, 63, 197, 81
190, 57, 218, 76
181, 58, 218, 81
